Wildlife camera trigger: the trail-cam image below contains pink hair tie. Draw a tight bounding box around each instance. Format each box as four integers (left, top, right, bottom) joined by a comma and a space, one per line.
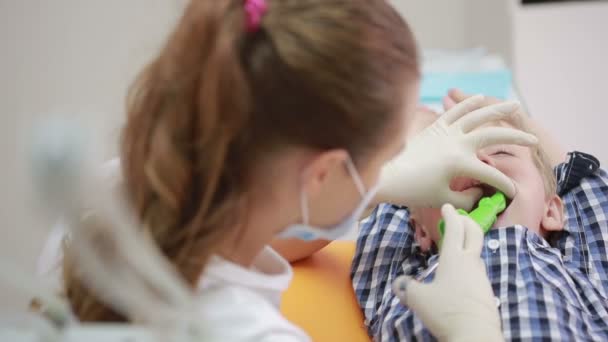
244, 0, 268, 33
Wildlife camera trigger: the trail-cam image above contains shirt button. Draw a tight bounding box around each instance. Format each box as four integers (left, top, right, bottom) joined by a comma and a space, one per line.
495, 296, 501, 308
487, 239, 500, 251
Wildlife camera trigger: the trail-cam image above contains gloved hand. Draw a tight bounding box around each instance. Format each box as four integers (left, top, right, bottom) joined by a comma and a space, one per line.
392, 204, 502, 342
444, 88, 567, 167
375, 95, 538, 211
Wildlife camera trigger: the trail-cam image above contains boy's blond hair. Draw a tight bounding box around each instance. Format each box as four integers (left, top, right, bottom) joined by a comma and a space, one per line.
498, 115, 556, 198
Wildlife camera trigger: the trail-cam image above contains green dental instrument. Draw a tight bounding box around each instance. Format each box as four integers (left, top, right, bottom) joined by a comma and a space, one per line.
438, 191, 507, 237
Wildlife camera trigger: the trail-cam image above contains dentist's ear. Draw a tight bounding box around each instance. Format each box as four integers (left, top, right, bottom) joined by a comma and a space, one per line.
301, 149, 349, 197
541, 195, 565, 233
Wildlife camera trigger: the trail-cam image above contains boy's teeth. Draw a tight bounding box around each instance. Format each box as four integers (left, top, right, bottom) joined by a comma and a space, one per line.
450, 177, 483, 192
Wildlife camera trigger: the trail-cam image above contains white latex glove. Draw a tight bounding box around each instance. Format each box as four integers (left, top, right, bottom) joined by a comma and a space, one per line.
392, 204, 502, 342
376, 95, 538, 211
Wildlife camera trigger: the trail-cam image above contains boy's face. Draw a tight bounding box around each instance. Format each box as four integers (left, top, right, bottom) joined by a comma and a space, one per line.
457, 143, 551, 231
411, 123, 564, 249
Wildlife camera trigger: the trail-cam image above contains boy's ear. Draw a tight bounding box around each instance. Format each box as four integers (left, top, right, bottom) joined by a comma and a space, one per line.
412, 218, 434, 252
541, 195, 565, 233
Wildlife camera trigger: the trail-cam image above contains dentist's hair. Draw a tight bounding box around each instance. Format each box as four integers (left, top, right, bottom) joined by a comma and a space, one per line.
63, 0, 418, 321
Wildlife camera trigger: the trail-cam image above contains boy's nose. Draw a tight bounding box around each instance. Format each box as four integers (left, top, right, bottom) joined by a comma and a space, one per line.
477, 152, 496, 167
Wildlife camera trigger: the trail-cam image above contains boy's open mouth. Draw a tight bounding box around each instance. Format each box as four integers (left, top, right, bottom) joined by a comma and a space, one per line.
450, 177, 514, 222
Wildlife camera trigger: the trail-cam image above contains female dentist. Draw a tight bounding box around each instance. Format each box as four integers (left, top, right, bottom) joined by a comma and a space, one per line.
60, 0, 534, 340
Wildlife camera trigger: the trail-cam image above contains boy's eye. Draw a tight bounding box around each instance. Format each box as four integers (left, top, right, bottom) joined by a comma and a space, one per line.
492, 149, 513, 156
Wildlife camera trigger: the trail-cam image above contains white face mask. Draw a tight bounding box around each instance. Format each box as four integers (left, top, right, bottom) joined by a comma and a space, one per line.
278, 157, 379, 241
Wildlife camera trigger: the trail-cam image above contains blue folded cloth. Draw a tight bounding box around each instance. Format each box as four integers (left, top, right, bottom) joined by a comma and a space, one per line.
420, 69, 512, 104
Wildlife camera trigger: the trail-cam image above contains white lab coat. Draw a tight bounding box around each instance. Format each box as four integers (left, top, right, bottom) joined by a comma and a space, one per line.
196, 247, 310, 342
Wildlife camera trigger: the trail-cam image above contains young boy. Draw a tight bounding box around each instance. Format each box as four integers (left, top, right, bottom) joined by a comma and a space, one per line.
352, 97, 608, 340
410, 117, 563, 253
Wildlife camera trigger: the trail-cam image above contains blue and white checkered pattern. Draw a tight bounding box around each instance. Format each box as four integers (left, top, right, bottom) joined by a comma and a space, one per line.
352, 152, 608, 341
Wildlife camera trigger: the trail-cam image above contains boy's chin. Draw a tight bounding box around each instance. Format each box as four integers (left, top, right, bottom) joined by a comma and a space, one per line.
492, 197, 517, 228
493, 212, 512, 229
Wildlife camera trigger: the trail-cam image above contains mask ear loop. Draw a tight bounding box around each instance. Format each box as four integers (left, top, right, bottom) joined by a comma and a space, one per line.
345, 156, 366, 197
300, 189, 310, 225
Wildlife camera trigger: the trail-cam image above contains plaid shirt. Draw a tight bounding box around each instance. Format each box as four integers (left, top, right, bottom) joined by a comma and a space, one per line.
352, 152, 608, 341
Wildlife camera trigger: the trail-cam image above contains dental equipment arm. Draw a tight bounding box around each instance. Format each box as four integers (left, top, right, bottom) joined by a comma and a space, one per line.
393, 204, 503, 342
0, 259, 72, 327
30, 119, 195, 321
0, 119, 208, 342
374, 95, 537, 211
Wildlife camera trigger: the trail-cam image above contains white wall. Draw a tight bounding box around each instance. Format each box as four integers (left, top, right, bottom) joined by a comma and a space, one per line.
389, 0, 469, 49
0, 0, 181, 309
466, 0, 513, 65
390, 0, 512, 63
512, 1, 608, 165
